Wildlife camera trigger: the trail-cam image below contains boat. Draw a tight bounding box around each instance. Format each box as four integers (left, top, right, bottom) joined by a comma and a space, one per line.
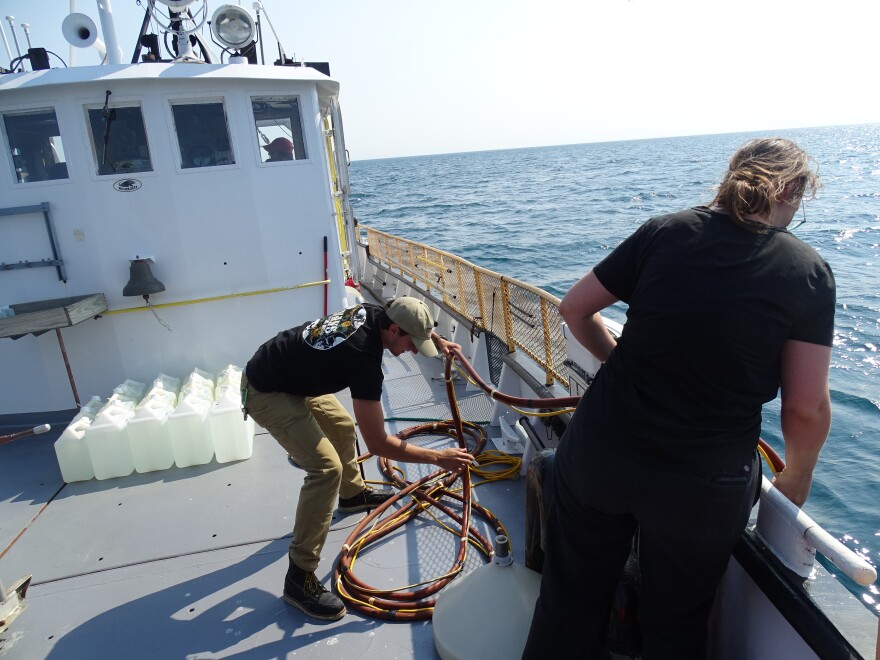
0, 2, 877, 657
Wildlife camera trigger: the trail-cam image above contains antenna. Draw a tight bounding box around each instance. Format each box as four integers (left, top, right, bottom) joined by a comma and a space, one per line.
252, 2, 264, 64
251, 2, 290, 64
0, 20, 13, 64
20, 23, 32, 49
4, 16, 22, 60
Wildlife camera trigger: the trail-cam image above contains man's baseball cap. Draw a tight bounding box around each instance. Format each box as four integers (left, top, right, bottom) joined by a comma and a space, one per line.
262, 137, 294, 154
387, 297, 437, 357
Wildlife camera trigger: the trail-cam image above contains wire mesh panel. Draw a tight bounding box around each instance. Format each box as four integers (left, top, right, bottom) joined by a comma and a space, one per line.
364, 226, 570, 388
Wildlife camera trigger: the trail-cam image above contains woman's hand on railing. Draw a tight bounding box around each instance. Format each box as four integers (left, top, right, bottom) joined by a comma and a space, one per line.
771, 468, 813, 508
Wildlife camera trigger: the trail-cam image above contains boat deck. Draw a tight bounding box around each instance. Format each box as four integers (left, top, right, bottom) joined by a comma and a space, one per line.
0, 350, 518, 659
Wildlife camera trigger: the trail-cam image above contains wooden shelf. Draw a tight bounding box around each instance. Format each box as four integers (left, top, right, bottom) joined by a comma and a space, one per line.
0, 294, 107, 339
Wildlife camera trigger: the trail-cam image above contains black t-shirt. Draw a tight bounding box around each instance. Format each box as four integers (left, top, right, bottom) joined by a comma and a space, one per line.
245, 304, 385, 400
577, 206, 835, 466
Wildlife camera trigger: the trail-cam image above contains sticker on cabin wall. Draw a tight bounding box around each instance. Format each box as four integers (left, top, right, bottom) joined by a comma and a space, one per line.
113, 178, 142, 192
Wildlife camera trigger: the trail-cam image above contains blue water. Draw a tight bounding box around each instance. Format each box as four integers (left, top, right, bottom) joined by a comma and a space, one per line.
349, 125, 880, 614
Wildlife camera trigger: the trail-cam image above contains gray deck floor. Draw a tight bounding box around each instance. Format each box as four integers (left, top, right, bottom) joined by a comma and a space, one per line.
0, 350, 525, 659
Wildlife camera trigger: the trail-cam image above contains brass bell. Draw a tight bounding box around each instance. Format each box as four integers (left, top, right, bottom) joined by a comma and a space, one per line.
123, 258, 166, 297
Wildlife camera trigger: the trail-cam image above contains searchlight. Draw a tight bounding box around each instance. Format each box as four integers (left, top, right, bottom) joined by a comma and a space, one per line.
210, 5, 256, 51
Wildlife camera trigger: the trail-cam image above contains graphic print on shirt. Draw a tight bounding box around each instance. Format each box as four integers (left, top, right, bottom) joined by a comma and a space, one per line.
302, 305, 367, 350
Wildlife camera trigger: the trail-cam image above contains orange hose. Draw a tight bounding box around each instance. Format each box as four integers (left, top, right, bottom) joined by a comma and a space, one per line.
333, 348, 580, 619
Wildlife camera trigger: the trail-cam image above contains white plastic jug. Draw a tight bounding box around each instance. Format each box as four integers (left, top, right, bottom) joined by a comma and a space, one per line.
182, 369, 214, 397
217, 364, 243, 388
85, 401, 136, 480
151, 373, 181, 394
167, 394, 214, 467
129, 397, 175, 473
112, 379, 147, 402
55, 416, 95, 482
73, 395, 105, 422
210, 385, 254, 463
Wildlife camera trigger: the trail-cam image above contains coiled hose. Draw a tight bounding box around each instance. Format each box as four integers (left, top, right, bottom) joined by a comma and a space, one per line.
333, 347, 578, 620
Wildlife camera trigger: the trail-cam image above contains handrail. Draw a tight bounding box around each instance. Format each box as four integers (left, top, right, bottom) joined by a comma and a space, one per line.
360, 225, 876, 590
756, 477, 877, 587
361, 225, 569, 388
101, 278, 329, 314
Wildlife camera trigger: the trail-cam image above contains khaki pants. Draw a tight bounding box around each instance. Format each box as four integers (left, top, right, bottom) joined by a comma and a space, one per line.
242, 375, 365, 571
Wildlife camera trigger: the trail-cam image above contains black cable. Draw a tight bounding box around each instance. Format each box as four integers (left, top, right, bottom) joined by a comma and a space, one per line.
45, 50, 68, 68
8, 54, 27, 72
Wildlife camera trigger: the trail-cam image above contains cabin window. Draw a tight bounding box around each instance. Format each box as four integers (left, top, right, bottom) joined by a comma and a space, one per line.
2, 108, 69, 183
170, 99, 235, 169
86, 105, 153, 175
251, 96, 307, 162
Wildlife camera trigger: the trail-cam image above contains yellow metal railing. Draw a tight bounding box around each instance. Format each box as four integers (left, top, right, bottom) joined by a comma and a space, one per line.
322, 115, 348, 256
362, 226, 569, 388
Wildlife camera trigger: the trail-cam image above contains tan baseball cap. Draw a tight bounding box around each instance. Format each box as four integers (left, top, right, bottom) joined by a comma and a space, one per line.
387, 297, 437, 357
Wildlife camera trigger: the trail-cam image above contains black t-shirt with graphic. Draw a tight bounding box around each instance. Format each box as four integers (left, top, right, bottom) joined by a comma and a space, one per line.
574, 206, 836, 467
245, 304, 385, 400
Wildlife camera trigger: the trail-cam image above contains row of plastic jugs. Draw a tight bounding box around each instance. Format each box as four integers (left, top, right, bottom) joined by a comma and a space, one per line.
54, 368, 255, 482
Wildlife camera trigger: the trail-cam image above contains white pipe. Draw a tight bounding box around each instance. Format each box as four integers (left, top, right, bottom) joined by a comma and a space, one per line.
95, 0, 123, 64
70, 0, 76, 65
92, 37, 108, 63
756, 477, 878, 586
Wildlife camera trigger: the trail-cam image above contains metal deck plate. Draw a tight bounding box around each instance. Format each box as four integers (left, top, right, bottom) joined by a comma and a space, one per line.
0, 351, 525, 658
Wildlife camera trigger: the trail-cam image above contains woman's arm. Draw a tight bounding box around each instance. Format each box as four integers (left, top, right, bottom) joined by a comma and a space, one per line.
559, 270, 620, 362
772, 338, 832, 507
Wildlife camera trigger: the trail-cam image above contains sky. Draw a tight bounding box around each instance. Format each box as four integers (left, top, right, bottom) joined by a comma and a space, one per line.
2, 0, 879, 160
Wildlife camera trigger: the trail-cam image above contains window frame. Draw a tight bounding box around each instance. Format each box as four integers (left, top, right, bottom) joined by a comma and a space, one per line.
1, 105, 71, 186
82, 99, 155, 178
249, 94, 310, 166
167, 96, 238, 173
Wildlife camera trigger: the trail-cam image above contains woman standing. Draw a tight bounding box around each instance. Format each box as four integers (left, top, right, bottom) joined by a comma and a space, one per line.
523, 138, 835, 659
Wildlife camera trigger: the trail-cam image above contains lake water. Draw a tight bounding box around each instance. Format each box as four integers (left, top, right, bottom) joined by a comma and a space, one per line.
350, 124, 880, 613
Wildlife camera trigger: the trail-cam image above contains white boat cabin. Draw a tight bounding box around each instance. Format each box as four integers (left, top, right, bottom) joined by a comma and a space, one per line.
0, 63, 352, 417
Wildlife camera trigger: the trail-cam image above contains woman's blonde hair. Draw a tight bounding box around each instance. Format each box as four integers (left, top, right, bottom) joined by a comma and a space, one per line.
710, 138, 820, 230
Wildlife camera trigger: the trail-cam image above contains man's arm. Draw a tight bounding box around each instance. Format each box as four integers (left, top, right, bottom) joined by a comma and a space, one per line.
352, 398, 472, 472
559, 270, 619, 362
772, 339, 832, 507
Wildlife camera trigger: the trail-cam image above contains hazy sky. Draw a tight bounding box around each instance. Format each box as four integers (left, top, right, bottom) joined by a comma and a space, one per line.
3, 0, 879, 160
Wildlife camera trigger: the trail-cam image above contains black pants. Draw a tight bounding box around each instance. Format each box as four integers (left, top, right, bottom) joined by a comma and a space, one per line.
522, 436, 759, 660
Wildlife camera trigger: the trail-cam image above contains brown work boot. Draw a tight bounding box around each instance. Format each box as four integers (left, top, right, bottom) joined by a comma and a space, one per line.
283, 559, 345, 621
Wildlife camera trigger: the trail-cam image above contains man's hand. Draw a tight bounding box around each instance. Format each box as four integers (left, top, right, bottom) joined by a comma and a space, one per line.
353, 398, 473, 472
434, 446, 473, 473
432, 333, 462, 357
